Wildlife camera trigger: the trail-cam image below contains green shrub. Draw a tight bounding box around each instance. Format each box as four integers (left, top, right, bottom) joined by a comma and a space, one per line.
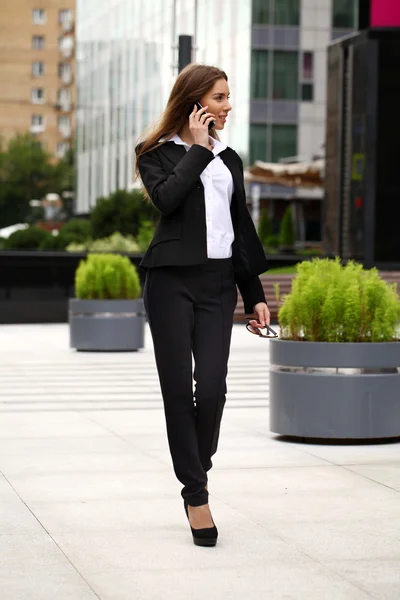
4, 226, 52, 250
258, 209, 272, 245
136, 220, 156, 252
279, 206, 295, 248
90, 189, 157, 239
278, 258, 400, 342
66, 232, 140, 253
39, 231, 82, 251
75, 253, 141, 300
264, 235, 279, 249
0, 237, 5, 250
296, 247, 322, 257
59, 219, 92, 242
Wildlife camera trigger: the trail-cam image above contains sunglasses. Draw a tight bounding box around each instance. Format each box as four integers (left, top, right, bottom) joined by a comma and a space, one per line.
245, 318, 278, 338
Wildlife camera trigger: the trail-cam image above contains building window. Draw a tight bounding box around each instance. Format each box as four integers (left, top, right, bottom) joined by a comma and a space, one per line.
31, 114, 45, 131
32, 88, 44, 103
59, 9, 73, 23
32, 61, 45, 77
252, 0, 270, 24
302, 52, 314, 81
32, 9, 46, 24
59, 36, 74, 57
32, 35, 45, 50
58, 87, 71, 109
332, 0, 357, 28
250, 124, 267, 164
274, 0, 300, 26
252, 0, 300, 26
273, 51, 298, 99
251, 50, 269, 99
271, 125, 297, 162
301, 84, 314, 101
58, 115, 71, 137
301, 52, 314, 102
56, 142, 70, 158
58, 62, 72, 83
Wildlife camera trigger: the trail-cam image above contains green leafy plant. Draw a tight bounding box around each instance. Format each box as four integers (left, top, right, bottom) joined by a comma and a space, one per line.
279, 258, 400, 342
90, 189, 157, 239
279, 206, 295, 248
136, 220, 156, 252
258, 209, 273, 246
59, 219, 92, 242
75, 253, 141, 300
66, 232, 140, 253
265, 235, 279, 249
4, 226, 52, 250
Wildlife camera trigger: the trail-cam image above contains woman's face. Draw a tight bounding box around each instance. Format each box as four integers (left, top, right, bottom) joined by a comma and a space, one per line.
200, 78, 232, 131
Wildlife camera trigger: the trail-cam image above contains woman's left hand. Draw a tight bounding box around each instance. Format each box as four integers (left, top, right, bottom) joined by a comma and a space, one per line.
248, 302, 270, 328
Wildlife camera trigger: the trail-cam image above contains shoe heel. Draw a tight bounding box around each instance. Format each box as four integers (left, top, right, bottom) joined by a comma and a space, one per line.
184, 500, 218, 547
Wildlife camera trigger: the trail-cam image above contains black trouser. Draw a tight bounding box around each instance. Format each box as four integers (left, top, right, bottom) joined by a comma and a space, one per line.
143, 258, 237, 507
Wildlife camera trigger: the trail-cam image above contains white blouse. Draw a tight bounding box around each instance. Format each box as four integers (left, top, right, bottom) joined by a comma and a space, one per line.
168, 133, 235, 259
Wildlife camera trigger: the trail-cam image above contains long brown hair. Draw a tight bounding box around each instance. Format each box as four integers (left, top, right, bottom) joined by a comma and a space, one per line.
135, 63, 227, 180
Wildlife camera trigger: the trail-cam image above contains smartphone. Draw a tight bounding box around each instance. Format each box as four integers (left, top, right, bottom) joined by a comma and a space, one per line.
190, 101, 215, 130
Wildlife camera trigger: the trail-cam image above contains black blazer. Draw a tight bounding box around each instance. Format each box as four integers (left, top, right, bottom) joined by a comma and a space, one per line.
136, 141, 268, 314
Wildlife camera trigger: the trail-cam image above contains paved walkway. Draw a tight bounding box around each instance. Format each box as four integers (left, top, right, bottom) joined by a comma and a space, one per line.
0, 323, 399, 600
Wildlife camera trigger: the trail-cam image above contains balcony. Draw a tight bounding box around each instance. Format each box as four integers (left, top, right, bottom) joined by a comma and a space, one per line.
30, 124, 45, 134
59, 127, 71, 139
61, 17, 74, 32
60, 71, 72, 85
59, 37, 74, 60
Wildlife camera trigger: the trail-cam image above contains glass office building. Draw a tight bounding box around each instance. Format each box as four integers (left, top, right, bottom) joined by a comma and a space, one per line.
76, 0, 357, 213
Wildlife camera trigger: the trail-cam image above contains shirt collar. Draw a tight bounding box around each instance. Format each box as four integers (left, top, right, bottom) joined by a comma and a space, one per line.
161, 133, 227, 156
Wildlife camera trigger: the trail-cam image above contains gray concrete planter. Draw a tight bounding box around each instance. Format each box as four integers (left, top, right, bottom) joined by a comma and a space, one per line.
269, 339, 400, 440
69, 299, 145, 352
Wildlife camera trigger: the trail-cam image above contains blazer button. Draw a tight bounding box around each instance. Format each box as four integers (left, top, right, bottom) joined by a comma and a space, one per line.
196, 184, 201, 189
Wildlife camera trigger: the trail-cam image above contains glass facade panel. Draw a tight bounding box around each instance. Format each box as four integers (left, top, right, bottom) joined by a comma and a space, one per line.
76, 0, 252, 211
250, 124, 267, 164
301, 83, 313, 102
302, 52, 313, 81
274, 0, 300, 26
252, 0, 270, 24
332, 0, 357, 28
273, 51, 298, 99
271, 124, 297, 162
251, 50, 269, 99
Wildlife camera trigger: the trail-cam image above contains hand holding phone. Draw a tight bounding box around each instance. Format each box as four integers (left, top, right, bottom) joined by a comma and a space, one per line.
188, 103, 216, 148
194, 102, 215, 130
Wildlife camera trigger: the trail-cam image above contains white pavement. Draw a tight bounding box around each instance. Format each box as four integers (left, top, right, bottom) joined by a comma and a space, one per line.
0, 323, 399, 600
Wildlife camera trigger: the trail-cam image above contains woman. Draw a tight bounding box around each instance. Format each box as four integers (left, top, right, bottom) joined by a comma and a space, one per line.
135, 64, 270, 547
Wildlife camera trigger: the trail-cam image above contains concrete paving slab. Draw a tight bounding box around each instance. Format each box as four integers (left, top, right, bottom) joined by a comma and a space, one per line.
0, 323, 399, 599
0, 450, 167, 477
5, 469, 178, 504
345, 464, 400, 491
325, 559, 400, 600
0, 533, 98, 600
264, 518, 400, 561
70, 563, 374, 600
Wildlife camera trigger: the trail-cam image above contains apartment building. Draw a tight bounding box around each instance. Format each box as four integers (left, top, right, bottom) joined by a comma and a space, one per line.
0, 0, 75, 158
76, 0, 357, 212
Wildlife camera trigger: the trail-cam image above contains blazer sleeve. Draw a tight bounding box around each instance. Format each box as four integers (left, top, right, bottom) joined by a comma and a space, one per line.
237, 275, 267, 315
136, 144, 214, 216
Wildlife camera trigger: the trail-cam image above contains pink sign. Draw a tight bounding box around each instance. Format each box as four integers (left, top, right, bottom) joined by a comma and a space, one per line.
371, 0, 400, 27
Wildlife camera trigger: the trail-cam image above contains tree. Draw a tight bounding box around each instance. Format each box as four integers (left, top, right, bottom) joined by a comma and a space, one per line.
279, 205, 296, 249
90, 189, 157, 239
258, 208, 273, 246
0, 134, 74, 228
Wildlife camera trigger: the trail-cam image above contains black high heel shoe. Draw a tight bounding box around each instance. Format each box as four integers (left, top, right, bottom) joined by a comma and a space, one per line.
184, 500, 218, 547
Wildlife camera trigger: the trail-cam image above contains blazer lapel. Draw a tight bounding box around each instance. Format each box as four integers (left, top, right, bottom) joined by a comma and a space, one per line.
158, 141, 187, 167
219, 148, 245, 198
